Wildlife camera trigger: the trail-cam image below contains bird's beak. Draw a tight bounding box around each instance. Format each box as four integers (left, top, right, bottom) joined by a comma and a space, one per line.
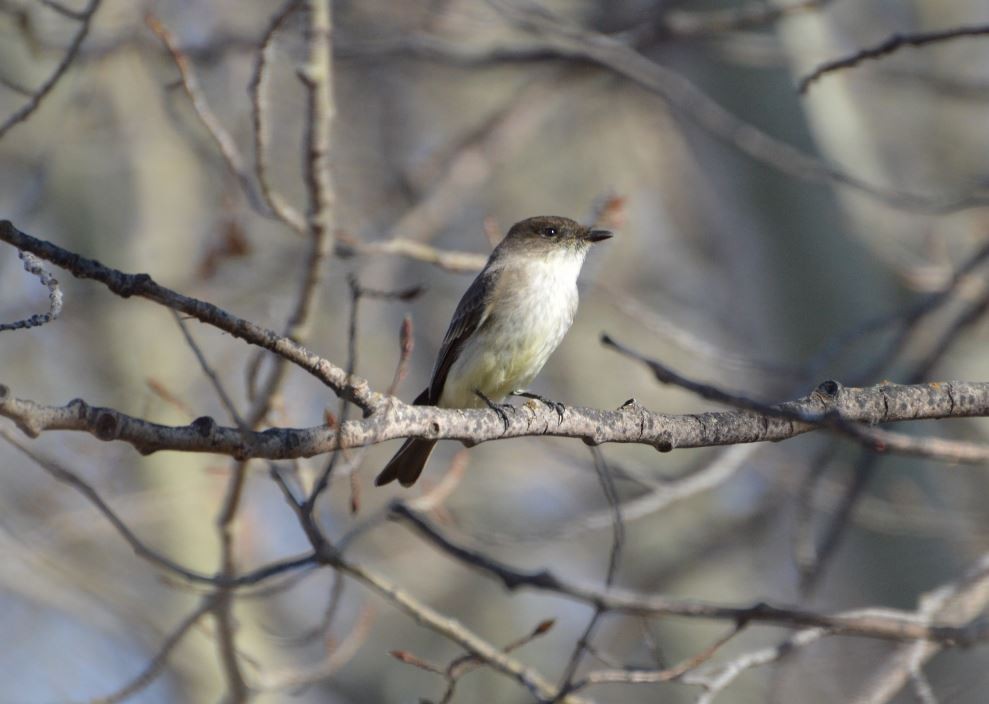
585, 229, 613, 243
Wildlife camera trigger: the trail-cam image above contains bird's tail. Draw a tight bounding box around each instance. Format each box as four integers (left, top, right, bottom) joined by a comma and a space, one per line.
374, 437, 437, 487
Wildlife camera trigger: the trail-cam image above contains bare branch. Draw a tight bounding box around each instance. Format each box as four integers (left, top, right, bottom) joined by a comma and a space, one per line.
0, 251, 62, 331
0, 426, 214, 583
658, 0, 835, 39
0, 221, 379, 411
173, 312, 245, 429
799, 24, 989, 93
484, 0, 989, 213
336, 556, 590, 703
6, 373, 989, 462
249, 0, 307, 234
341, 233, 486, 273
850, 551, 989, 703
390, 503, 989, 646
604, 335, 989, 464
0, 0, 101, 139
243, 0, 336, 425
90, 598, 213, 704
146, 13, 273, 219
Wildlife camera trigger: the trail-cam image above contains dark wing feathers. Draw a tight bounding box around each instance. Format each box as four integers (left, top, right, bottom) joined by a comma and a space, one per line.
427, 269, 495, 403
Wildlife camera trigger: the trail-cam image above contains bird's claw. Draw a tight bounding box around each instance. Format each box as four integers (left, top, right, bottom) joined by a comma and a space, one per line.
475, 389, 513, 432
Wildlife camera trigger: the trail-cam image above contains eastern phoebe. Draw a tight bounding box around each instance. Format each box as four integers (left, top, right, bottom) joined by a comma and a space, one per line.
375, 215, 612, 487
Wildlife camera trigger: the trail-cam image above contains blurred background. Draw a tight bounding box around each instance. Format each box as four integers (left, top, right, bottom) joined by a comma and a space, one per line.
2, 0, 989, 702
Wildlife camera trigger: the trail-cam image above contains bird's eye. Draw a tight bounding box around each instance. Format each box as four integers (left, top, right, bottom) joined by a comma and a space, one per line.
541, 227, 558, 237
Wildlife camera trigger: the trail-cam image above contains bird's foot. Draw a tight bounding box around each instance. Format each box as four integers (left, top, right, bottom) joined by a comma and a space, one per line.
511, 390, 565, 424
475, 389, 513, 431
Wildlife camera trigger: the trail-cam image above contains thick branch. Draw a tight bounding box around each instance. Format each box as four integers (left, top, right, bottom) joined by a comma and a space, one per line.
3, 379, 989, 461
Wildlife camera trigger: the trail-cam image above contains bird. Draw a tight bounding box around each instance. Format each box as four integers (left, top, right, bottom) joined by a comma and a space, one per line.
374, 215, 613, 487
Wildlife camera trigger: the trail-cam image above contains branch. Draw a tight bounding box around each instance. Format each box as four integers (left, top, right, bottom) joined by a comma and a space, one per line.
5, 222, 989, 465
249, 0, 307, 234
657, 0, 835, 39
90, 598, 213, 704
849, 551, 989, 703
0, 0, 101, 139
799, 24, 989, 93
484, 0, 988, 213
0, 251, 62, 331
340, 232, 486, 273
0, 220, 379, 411
389, 503, 989, 646
146, 13, 274, 219
5, 375, 989, 461
335, 556, 589, 703
604, 335, 989, 464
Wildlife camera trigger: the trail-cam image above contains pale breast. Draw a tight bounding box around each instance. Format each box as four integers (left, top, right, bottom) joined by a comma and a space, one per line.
439, 248, 584, 409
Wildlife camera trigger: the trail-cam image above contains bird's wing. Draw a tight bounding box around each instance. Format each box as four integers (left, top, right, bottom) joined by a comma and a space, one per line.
428, 269, 496, 403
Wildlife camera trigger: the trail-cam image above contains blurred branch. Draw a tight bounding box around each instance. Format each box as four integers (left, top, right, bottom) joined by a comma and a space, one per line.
0, 251, 62, 331
799, 24, 989, 93
339, 232, 486, 273
173, 312, 245, 429
845, 550, 989, 703
523, 444, 761, 543
269, 463, 584, 702
682, 627, 827, 703
91, 598, 214, 704
243, 0, 336, 424
257, 605, 373, 692
341, 554, 588, 703
206, 4, 338, 698
390, 618, 555, 703
249, 0, 307, 234
556, 447, 624, 697
806, 239, 989, 385
379, 70, 567, 244
484, 0, 989, 213
0, 425, 317, 589
798, 246, 989, 593
0, 426, 216, 583
655, 0, 835, 39
0, 0, 101, 139
145, 13, 275, 221
578, 621, 745, 691
389, 503, 989, 645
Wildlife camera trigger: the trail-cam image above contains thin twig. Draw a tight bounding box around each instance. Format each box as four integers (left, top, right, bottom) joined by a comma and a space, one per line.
799, 24, 989, 93
0, 221, 380, 411
244, 0, 336, 426
172, 312, 246, 429
90, 598, 214, 704
389, 503, 989, 646
657, 0, 835, 39
145, 13, 274, 219
578, 620, 746, 688
249, 0, 307, 234
485, 0, 988, 213
0, 251, 62, 331
0, 426, 217, 583
0, 0, 102, 139
556, 447, 625, 698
